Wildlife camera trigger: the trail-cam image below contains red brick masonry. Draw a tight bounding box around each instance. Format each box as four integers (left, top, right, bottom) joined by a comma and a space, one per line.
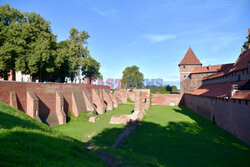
151, 94, 182, 106
0, 81, 118, 126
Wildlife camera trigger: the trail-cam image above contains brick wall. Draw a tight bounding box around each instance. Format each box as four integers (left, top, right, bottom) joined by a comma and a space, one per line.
0, 81, 110, 125
151, 94, 182, 106
184, 94, 250, 145
203, 69, 250, 85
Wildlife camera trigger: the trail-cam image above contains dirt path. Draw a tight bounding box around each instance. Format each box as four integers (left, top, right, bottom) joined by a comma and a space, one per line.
86, 142, 120, 167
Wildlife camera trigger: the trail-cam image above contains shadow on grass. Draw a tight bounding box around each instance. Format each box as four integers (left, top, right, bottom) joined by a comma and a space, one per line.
0, 111, 48, 131
0, 130, 105, 167
89, 107, 250, 167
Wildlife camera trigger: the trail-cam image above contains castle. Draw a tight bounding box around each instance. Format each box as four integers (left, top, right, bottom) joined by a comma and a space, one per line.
179, 40, 250, 96
177, 29, 250, 145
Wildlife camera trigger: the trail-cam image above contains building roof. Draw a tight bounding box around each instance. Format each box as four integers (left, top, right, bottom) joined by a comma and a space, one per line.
179, 48, 202, 66
231, 90, 250, 100
185, 80, 250, 100
203, 50, 250, 81
191, 63, 234, 74
229, 49, 250, 73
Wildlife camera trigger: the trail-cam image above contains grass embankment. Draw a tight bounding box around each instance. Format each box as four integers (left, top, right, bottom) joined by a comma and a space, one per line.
1, 101, 249, 167
89, 105, 250, 166
0, 102, 106, 166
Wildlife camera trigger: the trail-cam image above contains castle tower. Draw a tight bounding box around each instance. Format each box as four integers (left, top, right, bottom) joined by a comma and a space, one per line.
179, 48, 202, 94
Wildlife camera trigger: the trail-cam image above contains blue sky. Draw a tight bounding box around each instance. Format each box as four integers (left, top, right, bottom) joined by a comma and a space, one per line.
1, 0, 249, 88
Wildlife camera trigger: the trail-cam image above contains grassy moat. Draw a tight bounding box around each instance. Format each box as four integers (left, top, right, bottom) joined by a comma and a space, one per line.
0, 102, 249, 166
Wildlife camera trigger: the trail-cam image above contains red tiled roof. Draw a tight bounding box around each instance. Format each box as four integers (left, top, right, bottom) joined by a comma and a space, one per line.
202, 64, 234, 80
229, 49, 250, 73
203, 50, 250, 81
179, 48, 202, 66
231, 90, 250, 100
191, 63, 234, 74
185, 80, 249, 100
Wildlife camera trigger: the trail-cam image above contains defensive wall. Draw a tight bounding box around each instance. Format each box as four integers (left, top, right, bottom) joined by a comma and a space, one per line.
114, 89, 150, 103
0, 81, 120, 126
183, 93, 250, 145
151, 94, 182, 106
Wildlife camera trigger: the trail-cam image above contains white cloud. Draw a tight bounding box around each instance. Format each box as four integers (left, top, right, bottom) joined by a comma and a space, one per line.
143, 34, 177, 43
93, 7, 118, 17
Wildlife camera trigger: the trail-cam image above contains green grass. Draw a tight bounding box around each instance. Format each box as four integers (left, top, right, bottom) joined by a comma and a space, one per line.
127, 97, 134, 103
1, 101, 250, 167
0, 102, 106, 167
53, 104, 134, 145
89, 105, 250, 167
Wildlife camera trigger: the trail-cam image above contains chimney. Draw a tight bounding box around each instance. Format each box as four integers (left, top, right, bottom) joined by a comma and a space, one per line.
230, 84, 238, 97
248, 28, 250, 36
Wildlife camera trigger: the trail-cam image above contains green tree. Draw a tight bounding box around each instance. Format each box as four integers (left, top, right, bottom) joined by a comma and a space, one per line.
81, 56, 102, 80
21, 12, 57, 81
0, 4, 57, 81
0, 4, 24, 79
165, 85, 172, 92
55, 28, 90, 82
121, 65, 144, 89
243, 31, 250, 50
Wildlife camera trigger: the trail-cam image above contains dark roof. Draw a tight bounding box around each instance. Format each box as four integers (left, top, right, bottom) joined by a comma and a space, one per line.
185, 80, 250, 100
179, 48, 202, 66
191, 63, 234, 74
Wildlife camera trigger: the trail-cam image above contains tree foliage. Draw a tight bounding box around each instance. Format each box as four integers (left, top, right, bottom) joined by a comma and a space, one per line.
0, 4, 102, 82
121, 65, 144, 89
243, 32, 250, 50
145, 85, 179, 94
81, 56, 102, 79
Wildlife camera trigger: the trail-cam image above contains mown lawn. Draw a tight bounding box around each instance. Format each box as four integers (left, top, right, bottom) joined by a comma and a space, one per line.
0, 102, 106, 167
53, 104, 134, 144
1, 101, 249, 167
89, 105, 250, 167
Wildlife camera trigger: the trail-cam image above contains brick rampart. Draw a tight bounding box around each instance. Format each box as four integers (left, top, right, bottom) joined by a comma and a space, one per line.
0, 81, 110, 125
184, 94, 250, 145
151, 94, 182, 106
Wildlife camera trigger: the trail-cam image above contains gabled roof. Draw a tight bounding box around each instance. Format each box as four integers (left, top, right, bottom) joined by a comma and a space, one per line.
179, 48, 202, 66
186, 80, 249, 100
203, 50, 250, 81
229, 49, 250, 73
191, 64, 234, 74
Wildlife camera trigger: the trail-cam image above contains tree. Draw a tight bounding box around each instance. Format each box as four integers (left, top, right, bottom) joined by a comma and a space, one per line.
0, 4, 57, 81
81, 56, 102, 79
0, 5, 101, 83
55, 28, 91, 82
21, 12, 57, 81
121, 65, 144, 89
0, 4, 24, 79
165, 85, 172, 92
243, 31, 250, 50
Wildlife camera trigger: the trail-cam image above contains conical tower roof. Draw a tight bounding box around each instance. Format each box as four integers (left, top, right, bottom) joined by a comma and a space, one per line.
179, 48, 202, 66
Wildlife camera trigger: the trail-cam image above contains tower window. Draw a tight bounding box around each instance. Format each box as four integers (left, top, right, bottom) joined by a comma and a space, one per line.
183, 66, 185, 69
